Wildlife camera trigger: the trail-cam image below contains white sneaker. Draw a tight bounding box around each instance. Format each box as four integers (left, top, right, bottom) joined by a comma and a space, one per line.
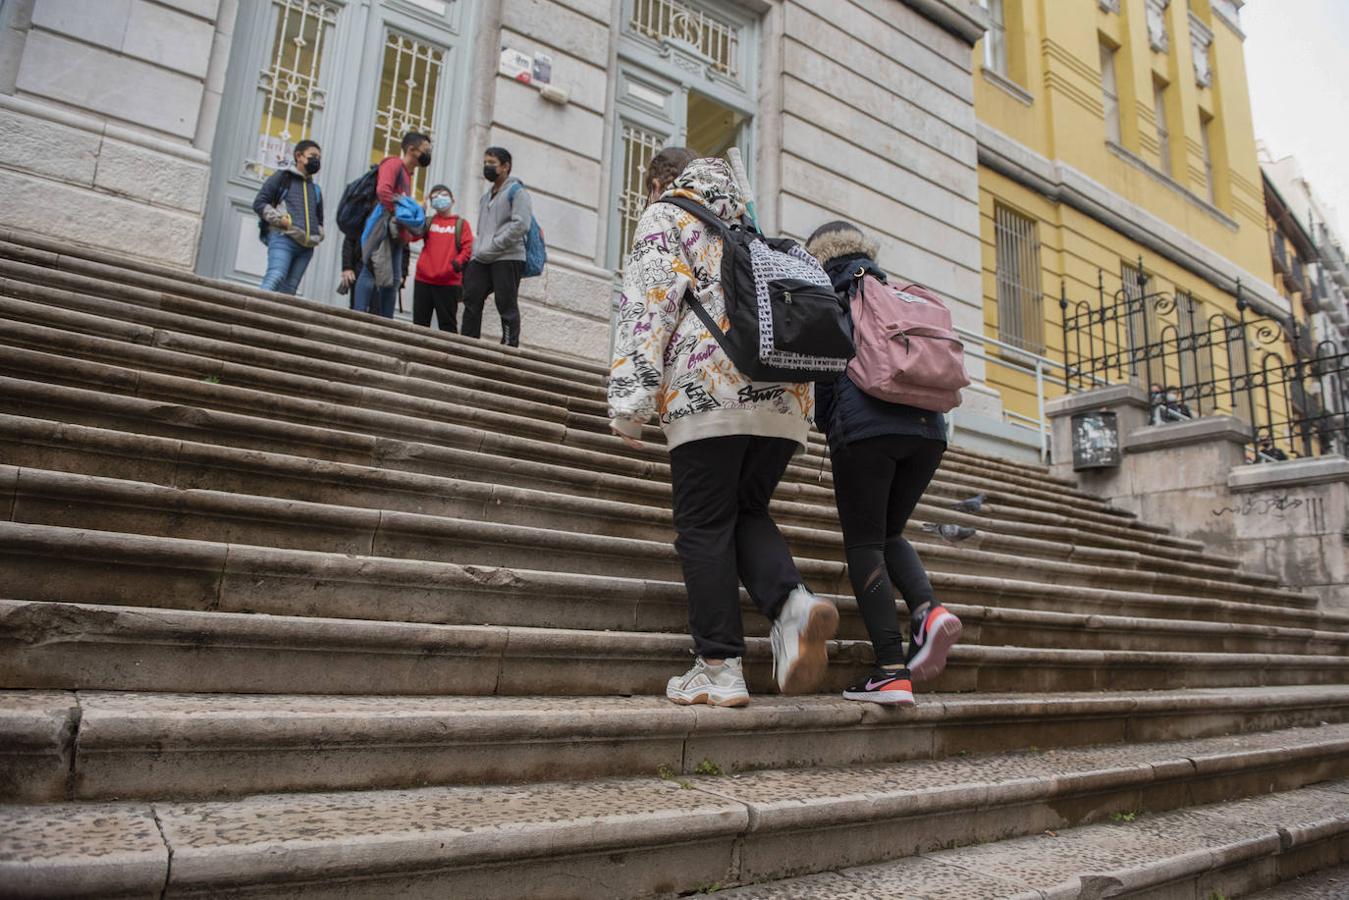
666, 657, 750, 707
769, 585, 839, 694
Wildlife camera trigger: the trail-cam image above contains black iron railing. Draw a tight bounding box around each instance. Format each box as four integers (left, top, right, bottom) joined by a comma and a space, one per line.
1060, 259, 1349, 462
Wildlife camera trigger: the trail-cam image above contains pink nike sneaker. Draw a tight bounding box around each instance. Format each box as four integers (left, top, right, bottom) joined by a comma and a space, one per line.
907, 604, 962, 682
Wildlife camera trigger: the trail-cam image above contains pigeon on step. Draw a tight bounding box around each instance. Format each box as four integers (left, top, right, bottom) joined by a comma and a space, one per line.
921, 523, 978, 543
951, 493, 986, 514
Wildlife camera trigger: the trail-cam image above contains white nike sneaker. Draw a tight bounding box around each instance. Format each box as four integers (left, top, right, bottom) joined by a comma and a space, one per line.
769, 585, 839, 694
666, 657, 750, 707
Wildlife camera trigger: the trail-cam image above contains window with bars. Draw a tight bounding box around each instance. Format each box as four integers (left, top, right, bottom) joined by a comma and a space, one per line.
616, 122, 667, 270
980, 0, 1008, 76
993, 204, 1045, 354
369, 29, 446, 198
250, 0, 339, 177
629, 0, 741, 79
1099, 40, 1121, 145
1153, 79, 1172, 176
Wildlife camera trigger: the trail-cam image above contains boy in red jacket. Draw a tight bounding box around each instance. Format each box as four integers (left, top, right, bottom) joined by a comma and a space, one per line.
412, 184, 474, 331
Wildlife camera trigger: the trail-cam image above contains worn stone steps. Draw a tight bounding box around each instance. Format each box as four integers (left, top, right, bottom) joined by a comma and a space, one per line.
5, 523, 1344, 644
1, 412, 1255, 580
0, 310, 1153, 536
0, 246, 1172, 525
7, 686, 1349, 804
2, 726, 1345, 899
712, 781, 1349, 900
0, 233, 1087, 498
0, 357, 1234, 572
0, 414, 1269, 591
5, 599, 1347, 699
0, 463, 1313, 610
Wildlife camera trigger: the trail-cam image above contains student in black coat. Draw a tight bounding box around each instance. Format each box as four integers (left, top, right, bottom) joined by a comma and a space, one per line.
806, 220, 963, 706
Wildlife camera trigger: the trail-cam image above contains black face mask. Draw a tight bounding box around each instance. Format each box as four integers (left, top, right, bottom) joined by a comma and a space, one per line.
483, 164, 499, 182
303, 157, 321, 175
417, 150, 432, 167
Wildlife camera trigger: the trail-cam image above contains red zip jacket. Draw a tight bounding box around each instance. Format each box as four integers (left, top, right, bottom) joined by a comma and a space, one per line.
414, 214, 474, 286
375, 156, 417, 244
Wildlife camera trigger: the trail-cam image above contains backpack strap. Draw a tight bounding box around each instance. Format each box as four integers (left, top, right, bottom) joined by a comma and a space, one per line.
681, 289, 736, 362
657, 196, 733, 238
454, 216, 463, 254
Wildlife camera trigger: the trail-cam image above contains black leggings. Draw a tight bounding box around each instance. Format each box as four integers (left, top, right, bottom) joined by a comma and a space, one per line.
831, 435, 945, 666
412, 281, 461, 332
669, 435, 804, 660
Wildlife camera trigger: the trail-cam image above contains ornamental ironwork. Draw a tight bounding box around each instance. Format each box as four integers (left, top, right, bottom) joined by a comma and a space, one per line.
1061, 259, 1349, 461
249, 0, 339, 177
629, 0, 741, 79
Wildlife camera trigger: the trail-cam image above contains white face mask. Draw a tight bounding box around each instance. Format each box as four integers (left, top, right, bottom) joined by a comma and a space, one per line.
430, 194, 452, 211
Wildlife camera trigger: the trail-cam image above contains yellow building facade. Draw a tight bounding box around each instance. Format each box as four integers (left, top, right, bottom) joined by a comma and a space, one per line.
971, 0, 1283, 435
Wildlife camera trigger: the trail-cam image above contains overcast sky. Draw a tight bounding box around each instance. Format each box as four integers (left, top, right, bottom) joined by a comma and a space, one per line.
1242, 0, 1349, 236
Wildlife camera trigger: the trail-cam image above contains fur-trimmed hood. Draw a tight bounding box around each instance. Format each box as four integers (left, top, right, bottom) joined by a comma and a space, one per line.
805, 224, 878, 267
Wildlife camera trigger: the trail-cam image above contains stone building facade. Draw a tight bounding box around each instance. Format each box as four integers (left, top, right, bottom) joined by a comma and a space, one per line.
0, 0, 1032, 455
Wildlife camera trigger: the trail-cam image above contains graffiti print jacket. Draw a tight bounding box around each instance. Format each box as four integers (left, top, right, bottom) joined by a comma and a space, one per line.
607, 158, 812, 452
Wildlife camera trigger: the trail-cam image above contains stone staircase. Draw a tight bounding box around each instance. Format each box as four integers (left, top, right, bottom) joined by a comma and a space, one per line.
0, 230, 1345, 898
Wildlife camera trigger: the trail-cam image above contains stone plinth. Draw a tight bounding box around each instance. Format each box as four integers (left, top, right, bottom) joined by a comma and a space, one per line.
1049, 385, 1348, 611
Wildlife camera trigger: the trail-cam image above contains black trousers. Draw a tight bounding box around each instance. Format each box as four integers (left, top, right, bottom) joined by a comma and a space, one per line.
831, 434, 945, 666
412, 281, 462, 332
669, 435, 803, 660
460, 259, 524, 346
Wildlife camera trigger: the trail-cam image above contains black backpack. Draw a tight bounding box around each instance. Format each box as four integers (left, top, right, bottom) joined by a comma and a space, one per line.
659, 196, 853, 383
336, 165, 380, 240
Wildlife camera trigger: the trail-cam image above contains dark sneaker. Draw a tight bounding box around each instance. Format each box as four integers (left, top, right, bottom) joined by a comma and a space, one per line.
907, 604, 962, 682
843, 667, 915, 705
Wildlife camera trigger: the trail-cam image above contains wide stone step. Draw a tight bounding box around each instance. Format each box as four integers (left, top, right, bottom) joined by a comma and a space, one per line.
0, 464, 1312, 609
5, 600, 1347, 697
0, 314, 1149, 535
9, 686, 1349, 803
713, 781, 1349, 900
1, 412, 1253, 579
0, 233, 1084, 495
0, 416, 1266, 591
5, 523, 1344, 643
0, 368, 1239, 566
2, 726, 1344, 898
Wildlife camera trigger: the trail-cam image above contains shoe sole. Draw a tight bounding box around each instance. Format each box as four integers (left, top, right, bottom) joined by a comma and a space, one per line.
779, 602, 840, 695
909, 612, 962, 683
842, 689, 915, 706
667, 690, 750, 708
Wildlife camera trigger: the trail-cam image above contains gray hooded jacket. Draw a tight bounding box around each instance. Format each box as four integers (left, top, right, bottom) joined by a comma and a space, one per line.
473, 176, 532, 264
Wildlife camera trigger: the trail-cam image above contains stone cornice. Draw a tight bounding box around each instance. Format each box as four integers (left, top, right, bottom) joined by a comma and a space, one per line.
977, 123, 1286, 319
1212, 0, 1245, 39
1189, 12, 1214, 88
899, 0, 989, 46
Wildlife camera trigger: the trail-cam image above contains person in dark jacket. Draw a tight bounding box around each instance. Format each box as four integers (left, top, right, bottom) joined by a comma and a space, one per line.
806, 220, 963, 706
340, 231, 408, 307
253, 140, 324, 294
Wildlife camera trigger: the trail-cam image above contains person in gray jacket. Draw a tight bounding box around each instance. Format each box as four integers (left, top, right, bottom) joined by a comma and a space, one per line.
461, 146, 532, 346
252, 140, 323, 295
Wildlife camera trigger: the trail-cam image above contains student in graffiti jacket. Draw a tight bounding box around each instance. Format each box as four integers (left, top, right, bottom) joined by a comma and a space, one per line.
607, 152, 838, 708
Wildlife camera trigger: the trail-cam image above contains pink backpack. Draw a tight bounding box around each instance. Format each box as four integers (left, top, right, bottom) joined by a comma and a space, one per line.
846, 276, 970, 412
